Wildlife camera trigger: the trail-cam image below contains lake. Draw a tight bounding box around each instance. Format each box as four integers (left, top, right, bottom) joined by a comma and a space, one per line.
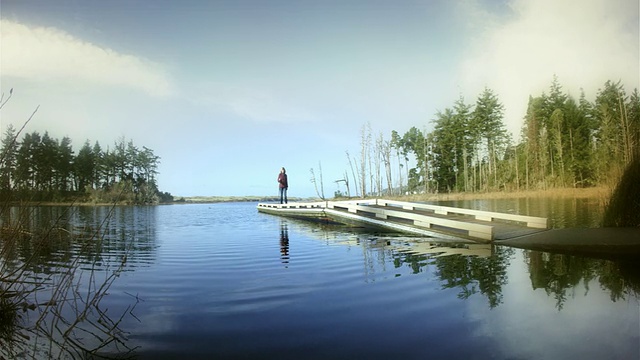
1, 198, 639, 359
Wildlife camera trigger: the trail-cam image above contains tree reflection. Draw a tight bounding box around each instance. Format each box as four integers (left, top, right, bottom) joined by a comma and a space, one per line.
525, 251, 640, 309
290, 219, 640, 311
0, 205, 157, 358
392, 243, 513, 308
433, 246, 513, 308
1, 206, 157, 274
391, 241, 640, 311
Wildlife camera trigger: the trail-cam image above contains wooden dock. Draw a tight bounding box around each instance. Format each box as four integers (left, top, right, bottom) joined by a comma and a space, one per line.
257, 199, 549, 243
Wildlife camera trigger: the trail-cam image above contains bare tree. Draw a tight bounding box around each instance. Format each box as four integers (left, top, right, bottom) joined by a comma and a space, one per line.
380, 137, 393, 196
359, 123, 372, 198
373, 132, 384, 196
334, 170, 351, 198
346, 150, 360, 197
310, 161, 326, 200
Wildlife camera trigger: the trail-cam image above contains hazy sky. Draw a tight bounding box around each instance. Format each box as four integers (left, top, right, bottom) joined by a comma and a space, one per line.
1, 0, 638, 197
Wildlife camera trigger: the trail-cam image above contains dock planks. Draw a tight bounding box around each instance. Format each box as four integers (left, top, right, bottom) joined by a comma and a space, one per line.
257, 199, 549, 243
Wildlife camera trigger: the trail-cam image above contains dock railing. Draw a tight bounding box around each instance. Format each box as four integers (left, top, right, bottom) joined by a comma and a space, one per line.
371, 199, 549, 229
258, 202, 326, 210
326, 201, 495, 241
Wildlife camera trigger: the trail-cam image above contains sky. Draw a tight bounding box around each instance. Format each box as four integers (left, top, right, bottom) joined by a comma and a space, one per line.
1, 0, 638, 198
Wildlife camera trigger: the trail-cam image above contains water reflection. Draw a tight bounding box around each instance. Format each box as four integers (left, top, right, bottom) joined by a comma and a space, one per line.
280, 221, 289, 266
400, 243, 640, 309
25, 201, 630, 360
1, 206, 78, 275
0, 205, 156, 357
397, 242, 493, 257
283, 217, 640, 311
0, 206, 158, 274
439, 196, 606, 228
526, 250, 640, 310
391, 243, 513, 308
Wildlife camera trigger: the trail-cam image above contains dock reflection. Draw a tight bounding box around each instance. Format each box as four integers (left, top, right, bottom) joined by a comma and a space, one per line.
397, 242, 492, 258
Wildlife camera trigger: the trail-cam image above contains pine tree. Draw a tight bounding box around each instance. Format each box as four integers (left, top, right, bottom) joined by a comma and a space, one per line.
627, 88, 640, 158
431, 108, 458, 192
452, 96, 474, 192
57, 136, 74, 192
594, 80, 628, 180
473, 87, 507, 191
0, 125, 18, 192
75, 140, 96, 191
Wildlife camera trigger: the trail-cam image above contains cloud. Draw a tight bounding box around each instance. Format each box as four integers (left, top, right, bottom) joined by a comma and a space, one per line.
0, 19, 171, 97
190, 83, 316, 124
228, 92, 314, 124
458, 0, 639, 136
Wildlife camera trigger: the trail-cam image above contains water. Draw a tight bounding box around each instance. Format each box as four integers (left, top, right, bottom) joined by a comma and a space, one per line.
1, 199, 639, 359
438, 196, 606, 228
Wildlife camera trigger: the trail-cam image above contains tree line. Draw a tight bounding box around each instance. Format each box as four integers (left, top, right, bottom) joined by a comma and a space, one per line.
342, 77, 639, 196
0, 127, 173, 204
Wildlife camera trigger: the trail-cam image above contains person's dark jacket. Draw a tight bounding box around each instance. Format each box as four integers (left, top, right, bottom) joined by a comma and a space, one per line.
278, 173, 288, 188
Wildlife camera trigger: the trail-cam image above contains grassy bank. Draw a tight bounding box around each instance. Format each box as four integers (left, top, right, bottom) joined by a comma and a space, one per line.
392, 186, 611, 202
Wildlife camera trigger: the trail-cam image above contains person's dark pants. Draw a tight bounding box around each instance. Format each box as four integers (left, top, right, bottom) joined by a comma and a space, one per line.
279, 187, 288, 204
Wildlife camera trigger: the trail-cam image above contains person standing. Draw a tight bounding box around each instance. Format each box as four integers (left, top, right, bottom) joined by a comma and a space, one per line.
277, 167, 288, 204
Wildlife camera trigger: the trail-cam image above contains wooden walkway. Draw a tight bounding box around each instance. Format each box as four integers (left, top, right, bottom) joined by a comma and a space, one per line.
257, 199, 549, 243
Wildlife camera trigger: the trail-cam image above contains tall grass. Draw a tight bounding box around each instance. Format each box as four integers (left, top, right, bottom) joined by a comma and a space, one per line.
394, 186, 610, 202
603, 156, 640, 227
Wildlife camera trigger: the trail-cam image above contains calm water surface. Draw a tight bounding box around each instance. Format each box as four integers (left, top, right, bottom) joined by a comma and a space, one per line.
5, 200, 640, 359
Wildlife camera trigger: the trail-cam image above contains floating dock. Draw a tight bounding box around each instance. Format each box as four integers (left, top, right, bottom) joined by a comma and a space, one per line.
257, 199, 549, 243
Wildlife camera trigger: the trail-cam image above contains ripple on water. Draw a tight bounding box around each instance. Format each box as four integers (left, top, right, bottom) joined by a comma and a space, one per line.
17, 202, 639, 360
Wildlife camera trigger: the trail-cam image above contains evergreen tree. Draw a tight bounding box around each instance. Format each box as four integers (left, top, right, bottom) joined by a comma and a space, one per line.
594, 80, 629, 180
627, 88, 640, 158
57, 136, 74, 192
401, 126, 425, 192
522, 96, 544, 188
92, 141, 104, 189
452, 96, 475, 192
37, 131, 57, 192
390, 130, 405, 195
431, 108, 458, 192
0, 125, 19, 192
472, 87, 508, 190
0, 119, 166, 203
15, 132, 40, 191
388, 78, 637, 193
75, 140, 96, 191
545, 77, 569, 186
565, 94, 594, 186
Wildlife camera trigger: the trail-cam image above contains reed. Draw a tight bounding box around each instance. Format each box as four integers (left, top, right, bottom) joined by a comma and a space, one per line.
391, 186, 610, 202
0, 203, 138, 359
603, 157, 640, 227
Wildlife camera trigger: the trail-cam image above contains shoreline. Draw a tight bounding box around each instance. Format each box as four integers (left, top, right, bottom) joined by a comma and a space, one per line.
10, 187, 612, 206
